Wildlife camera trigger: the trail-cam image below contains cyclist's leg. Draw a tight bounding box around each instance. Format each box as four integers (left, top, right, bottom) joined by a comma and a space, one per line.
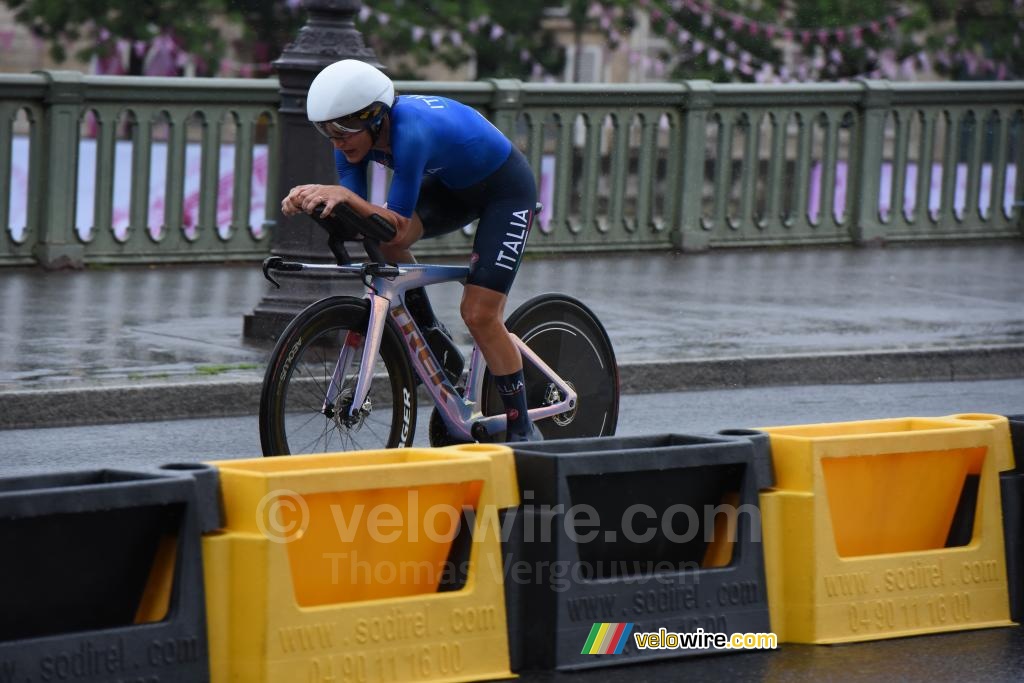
459, 148, 538, 440
378, 214, 422, 264
401, 176, 478, 330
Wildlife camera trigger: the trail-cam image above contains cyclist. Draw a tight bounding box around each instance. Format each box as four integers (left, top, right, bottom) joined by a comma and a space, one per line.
280, 59, 542, 442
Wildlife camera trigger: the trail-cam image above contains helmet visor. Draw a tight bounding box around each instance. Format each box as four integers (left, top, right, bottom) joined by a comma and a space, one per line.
313, 117, 365, 139
312, 103, 385, 139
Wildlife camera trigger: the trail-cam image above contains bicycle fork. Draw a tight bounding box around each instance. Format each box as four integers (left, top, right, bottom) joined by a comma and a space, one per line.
323, 294, 390, 419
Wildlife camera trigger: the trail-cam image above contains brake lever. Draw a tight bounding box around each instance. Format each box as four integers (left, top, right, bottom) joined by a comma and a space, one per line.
262, 256, 303, 288
262, 256, 282, 288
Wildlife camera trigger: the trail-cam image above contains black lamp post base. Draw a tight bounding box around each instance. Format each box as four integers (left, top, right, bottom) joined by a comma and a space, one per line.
244, 0, 382, 341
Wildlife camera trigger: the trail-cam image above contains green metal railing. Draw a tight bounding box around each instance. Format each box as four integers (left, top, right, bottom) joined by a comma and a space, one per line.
1, 73, 1021, 266
0, 71, 279, 266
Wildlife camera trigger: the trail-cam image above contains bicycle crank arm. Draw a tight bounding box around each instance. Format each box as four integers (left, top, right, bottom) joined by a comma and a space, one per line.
470, 398, 577, 439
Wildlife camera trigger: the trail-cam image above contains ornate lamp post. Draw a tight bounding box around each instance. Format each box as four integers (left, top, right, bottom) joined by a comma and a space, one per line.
244, 0, 381, 340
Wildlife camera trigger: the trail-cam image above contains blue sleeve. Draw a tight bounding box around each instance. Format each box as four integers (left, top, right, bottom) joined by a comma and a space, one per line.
334, 149, 368, 198
385, 120, 429, 218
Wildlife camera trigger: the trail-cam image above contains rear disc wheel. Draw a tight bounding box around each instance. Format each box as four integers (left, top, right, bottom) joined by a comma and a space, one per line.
482, 294, 619, 441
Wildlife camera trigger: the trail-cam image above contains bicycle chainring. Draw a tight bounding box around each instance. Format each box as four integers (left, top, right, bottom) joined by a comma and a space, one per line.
428, 407, 473, 447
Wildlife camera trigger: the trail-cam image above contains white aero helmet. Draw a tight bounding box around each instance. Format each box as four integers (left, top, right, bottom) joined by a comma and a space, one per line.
307, 59, 395, 140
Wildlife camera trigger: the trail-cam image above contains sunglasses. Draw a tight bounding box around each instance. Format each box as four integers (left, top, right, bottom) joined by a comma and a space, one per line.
312, 104, 383, 140
313, 118, 366, 140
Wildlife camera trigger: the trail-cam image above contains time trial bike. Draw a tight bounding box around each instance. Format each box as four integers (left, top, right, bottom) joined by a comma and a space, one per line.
258, 203, 619, 455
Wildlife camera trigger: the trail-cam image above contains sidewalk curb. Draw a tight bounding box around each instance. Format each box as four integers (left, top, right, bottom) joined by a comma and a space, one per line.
2, 345, 1023, 431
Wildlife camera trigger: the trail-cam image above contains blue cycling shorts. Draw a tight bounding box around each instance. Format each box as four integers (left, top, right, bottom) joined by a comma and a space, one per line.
414, 146, 538, 295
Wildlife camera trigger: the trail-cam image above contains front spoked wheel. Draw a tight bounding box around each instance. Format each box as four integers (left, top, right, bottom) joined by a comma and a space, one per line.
259, 297, 416, 456
482, 294, 619, 441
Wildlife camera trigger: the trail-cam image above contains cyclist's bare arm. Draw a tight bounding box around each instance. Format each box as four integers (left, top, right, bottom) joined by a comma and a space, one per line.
283, 183, 417, 250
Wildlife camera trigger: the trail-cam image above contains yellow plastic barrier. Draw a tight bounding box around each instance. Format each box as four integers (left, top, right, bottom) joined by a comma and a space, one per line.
203, 444, 518, 683
759, 413, 1015, 644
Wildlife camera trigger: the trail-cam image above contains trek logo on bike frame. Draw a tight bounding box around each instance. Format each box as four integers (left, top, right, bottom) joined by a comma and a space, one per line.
391, 305, 457, 404
494, 209, 532, 272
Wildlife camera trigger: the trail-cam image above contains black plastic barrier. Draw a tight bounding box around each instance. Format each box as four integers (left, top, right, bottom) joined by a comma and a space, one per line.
1003, 414, 1024, 623
0, 466, 214, 683
506, 432, 774, 671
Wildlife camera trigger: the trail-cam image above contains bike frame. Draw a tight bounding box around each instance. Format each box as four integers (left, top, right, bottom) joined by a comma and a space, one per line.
299, 261, 577, 441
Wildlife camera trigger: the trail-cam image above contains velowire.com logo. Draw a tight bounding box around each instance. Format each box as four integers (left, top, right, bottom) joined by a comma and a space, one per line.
581, 623, 634, 655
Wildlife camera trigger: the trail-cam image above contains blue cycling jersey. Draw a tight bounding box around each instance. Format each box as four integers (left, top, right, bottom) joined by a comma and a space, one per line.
334, 95, 513, 218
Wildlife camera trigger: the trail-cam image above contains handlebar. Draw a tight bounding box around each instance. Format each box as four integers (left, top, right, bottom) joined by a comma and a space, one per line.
309, 202, 397, 268
262, 203, 399, 287
312, 203, 397, 243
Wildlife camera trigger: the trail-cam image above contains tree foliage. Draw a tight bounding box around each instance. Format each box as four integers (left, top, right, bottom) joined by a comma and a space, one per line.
354, 0, 565, 79
4, 0, 1021, 80
600, 0, 1022, 81
4, 0, 226, 74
